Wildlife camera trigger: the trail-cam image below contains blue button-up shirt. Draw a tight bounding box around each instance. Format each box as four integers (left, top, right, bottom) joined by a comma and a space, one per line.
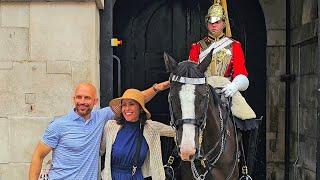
42, 107, 114, 180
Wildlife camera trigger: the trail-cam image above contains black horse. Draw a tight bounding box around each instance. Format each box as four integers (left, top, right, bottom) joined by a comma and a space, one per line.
164, 53, 239, 180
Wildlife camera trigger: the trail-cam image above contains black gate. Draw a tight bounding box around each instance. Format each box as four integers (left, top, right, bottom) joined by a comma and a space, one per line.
112, 0, 206, 121
101, 0, 266, 178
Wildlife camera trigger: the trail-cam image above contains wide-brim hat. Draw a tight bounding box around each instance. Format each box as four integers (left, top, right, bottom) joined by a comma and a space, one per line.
109, 89, 151, 119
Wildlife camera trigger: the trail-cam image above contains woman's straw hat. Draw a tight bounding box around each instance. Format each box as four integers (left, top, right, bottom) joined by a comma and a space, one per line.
109, 89, 151, 119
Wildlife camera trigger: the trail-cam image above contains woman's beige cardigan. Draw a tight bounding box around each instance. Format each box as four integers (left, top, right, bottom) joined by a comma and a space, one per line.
100, 120, 175, 180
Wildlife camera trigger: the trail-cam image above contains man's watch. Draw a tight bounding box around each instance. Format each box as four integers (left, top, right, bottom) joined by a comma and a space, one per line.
152, 83, 160, 93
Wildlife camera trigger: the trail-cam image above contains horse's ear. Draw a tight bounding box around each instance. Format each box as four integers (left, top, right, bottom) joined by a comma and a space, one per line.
163, 52, 178, 73
197, 57, 211, 73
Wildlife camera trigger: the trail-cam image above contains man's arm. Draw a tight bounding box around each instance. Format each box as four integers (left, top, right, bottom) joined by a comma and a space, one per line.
142, 80, 170, 103
29, 141, 52, 180
100, 121, 109, 155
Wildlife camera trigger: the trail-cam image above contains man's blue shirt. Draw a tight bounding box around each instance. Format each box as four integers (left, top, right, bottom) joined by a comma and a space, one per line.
42, 107, 114, 180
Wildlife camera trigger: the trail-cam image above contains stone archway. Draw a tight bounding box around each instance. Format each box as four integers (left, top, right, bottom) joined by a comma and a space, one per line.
101, 0, 267, 178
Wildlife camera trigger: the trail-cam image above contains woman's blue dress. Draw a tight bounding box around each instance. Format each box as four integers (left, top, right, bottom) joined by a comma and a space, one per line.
111, 121, 149, 180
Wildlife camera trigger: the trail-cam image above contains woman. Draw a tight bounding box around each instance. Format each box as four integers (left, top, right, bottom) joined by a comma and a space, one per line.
101, 89, 175, 180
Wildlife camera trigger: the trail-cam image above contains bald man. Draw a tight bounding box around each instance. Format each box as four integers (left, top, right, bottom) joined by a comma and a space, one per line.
29, 82, 169, 180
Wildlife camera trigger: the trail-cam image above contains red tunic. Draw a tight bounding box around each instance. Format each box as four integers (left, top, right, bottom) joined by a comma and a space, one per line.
188, 39, 248, 79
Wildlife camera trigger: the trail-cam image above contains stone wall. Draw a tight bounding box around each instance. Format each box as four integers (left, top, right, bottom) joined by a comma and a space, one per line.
0, 1, 101, 179
290, 0, 318, 179
260, 0, 318, 179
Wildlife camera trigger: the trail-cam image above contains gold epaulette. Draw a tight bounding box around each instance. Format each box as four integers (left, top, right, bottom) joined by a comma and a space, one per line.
228, 37, 238, 44
197, 36, 213, 47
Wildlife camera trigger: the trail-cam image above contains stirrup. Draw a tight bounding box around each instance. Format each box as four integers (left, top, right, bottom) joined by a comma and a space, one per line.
239, 166, 252, 180
239, 175, 253, 180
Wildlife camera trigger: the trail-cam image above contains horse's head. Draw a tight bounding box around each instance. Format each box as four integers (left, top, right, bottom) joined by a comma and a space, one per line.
164, 52, 211, 161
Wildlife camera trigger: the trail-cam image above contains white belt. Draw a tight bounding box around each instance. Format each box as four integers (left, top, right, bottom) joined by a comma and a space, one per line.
199, 37, 233, 63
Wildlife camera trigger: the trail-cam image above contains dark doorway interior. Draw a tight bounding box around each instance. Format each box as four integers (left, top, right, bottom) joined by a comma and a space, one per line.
112, 0, 208, 119
107, 0, 267, 178
228, 1, 267, 179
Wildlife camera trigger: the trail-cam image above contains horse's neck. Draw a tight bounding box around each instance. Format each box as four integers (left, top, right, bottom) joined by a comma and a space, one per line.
203, 101, 223, 148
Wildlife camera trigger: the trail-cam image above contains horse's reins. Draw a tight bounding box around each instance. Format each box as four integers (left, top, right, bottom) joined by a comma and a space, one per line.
190, 96, 228, 180
168, 74, 239, 180
193, 92, 239, 180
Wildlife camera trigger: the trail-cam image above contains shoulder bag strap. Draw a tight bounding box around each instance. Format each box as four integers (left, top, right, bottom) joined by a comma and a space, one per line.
132, 124, 145, 176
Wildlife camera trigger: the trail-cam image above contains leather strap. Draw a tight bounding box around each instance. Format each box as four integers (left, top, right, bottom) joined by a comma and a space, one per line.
132, 123, 145, 176
199, 37, 233, 63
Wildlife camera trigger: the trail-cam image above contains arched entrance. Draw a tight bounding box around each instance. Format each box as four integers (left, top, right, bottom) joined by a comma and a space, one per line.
102, 0, 267, 178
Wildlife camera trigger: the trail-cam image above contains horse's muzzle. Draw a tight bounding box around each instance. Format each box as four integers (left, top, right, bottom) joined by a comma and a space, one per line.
179, 145, 196, 161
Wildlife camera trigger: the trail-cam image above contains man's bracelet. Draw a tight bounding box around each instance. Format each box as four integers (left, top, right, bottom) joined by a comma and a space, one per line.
152, 83, 160, 93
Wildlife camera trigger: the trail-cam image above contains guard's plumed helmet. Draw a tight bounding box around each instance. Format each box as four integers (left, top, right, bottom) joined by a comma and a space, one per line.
205, 1, 225, 24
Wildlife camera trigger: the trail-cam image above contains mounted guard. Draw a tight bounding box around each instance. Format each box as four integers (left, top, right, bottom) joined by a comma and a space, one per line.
187, 0, 261, 178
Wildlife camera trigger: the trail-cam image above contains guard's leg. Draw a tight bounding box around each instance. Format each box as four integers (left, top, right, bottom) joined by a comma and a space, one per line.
245, 128, 260, 172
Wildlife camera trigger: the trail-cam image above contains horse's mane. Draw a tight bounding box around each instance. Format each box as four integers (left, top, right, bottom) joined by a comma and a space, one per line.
209, 85, 223, 106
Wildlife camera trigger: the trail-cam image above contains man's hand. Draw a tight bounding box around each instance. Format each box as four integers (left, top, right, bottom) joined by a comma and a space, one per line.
221, 74, 249, 97
222, 83, 238, 97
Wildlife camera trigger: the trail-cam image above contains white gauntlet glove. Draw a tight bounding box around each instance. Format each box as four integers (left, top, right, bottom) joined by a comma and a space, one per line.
222, 74, 249, 97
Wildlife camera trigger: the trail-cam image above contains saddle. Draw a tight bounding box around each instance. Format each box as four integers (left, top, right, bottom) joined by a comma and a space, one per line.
206, 76, 256, 120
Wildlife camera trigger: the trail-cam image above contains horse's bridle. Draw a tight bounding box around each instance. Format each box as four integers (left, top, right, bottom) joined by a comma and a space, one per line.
168, 74, 238, 180
168, 74, 210, 133
169, 74, 210, 128
168, 74, 211, 164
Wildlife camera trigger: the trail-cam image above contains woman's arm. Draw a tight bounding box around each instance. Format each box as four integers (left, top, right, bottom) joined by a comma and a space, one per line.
142, 81, 170, 103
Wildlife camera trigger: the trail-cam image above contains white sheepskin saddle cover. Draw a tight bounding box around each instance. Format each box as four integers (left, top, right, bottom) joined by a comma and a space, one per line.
207, 76, 256, 120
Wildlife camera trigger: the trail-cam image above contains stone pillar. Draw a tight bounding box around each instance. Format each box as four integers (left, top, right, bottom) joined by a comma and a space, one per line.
0, 1, 102, 179
259, 0, 286, 179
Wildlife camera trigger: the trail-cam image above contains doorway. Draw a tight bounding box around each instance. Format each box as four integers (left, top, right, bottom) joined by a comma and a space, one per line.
107, 0, 267, 178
